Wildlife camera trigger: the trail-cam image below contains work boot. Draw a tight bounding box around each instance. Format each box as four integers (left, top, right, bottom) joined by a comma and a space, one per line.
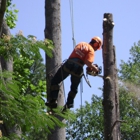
61, 104, 70, 112
45, 99, 57, 108
61, 102, 74, 112
66, 96, 74, 109
66, 102, 74, 108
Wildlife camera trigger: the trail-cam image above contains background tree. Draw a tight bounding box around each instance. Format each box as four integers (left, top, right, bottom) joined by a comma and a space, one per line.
0, 0, 7, 35
0, 34, 68, 139
0, 0, 15, 137
119, 40, 140, 139
66, 89, 140, 140
66, 94, 104, 140
0, 1, 73, 139
119, 41, 140, 85
44, 0, 66, 140
119, 85, 140, 140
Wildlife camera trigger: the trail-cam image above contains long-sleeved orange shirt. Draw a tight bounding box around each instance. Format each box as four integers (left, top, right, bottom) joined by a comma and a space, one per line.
69, 42, 95, 63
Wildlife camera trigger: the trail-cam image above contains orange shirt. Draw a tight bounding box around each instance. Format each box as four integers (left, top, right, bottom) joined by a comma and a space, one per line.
69, 42, 95, 63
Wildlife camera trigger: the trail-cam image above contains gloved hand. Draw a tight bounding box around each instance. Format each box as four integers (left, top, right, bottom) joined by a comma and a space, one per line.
86, 67, 97, 76
98, 66, 102, 74
93, 64, 102, 75
86, 64, 102, 76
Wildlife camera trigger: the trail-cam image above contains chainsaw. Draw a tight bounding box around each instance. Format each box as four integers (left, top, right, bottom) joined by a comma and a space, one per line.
83, 64, 103, 87
86, 64, 103, 78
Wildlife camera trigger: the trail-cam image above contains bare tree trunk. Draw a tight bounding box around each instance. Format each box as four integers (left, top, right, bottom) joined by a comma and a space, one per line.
102, 13, 120, 140
44, 0, 65, 140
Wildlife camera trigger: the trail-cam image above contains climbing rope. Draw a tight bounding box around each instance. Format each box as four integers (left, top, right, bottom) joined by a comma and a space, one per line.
69, 0, 83, 111
69, 0, 76, 48
69, 0, 83, 102
69, 0, 84, 139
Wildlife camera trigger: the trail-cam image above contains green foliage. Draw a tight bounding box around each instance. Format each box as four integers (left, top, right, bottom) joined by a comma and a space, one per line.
0, 34, 71, 139
0, 72, 53, 139
0, 33, 54, 60
66, 91, 140, 140
0, 33, 54, 98
119, 41, 140, 85
66, 95, 104, 140
119, 41, 140, 139
119, 86, 140, 140
5, 0, 19, 29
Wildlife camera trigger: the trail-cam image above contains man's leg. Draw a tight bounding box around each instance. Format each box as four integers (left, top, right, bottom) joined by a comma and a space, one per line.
48, 64, 70, 107
66, 75, 81, 108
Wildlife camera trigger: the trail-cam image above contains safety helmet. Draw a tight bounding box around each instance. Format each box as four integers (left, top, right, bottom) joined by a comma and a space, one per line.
91, 36, 102, 50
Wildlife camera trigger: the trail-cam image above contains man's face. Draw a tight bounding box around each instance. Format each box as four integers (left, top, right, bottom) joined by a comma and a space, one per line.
93, 42, 99, 51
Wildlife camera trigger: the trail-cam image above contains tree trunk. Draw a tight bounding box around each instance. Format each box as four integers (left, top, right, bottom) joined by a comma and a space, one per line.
0, 20, 13, 73
0, 0, 10, 137
0, 0, 22, 135
102, 13, 120, 140
44, 0, 65, 140
0, 19, 22, 138
0, 0, 6, 36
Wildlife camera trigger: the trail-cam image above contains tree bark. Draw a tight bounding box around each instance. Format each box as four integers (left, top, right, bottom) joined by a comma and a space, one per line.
0, 20, 23, 138
0, 20, 13, 73
0, 0, 6, 36
102, 13, 120, 140
44, 0, 65, 140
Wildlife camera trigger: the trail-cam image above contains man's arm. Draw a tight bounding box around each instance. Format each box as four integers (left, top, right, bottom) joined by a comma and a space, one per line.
84, 60, 99, 72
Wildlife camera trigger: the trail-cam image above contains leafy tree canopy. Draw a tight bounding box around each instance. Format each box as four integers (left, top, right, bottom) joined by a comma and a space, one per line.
119, 41, 140, 85
5, 0, 18, 29
0, 33, 73, 139
119, 41, 140, 139
66, 94, 104, 140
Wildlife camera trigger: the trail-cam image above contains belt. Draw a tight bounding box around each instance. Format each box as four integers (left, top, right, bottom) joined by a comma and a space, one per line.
68, 58, 84, 66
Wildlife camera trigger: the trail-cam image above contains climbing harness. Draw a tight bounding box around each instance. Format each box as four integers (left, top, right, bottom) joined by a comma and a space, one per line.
47, 59, 67, 78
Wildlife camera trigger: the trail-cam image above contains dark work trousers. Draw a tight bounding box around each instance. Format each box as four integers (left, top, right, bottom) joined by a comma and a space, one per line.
50, 58, 84, 101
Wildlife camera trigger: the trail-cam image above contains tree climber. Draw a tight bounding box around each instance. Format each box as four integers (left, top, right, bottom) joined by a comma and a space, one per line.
46, 36, 102, 109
